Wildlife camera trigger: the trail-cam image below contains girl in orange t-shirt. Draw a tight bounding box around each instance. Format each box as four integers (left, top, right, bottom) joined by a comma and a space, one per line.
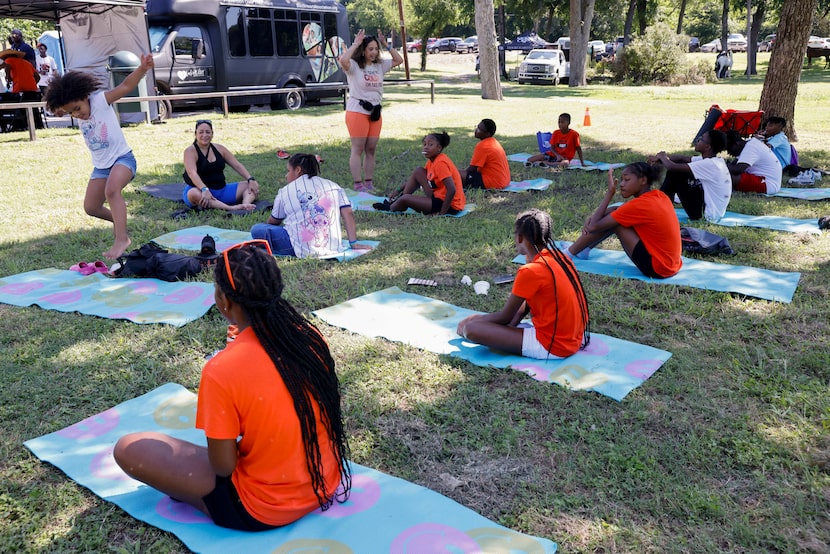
567, 162, 682, 278
457, 209, 591, 359
374, 131, 465, 215
114, 242, 351, 530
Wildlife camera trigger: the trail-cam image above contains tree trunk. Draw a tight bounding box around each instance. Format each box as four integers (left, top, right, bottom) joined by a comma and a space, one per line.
758, 0, 818, 141
569, 0, 596, 87
476, 0, 503, 100
747, 0, 766, 76
720, 0, 729, 52
636, 0, 647, 34
623, 0, 635, 45
677, 0, 687, 34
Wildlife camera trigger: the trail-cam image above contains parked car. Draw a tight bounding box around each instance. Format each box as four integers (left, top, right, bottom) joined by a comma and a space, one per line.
807, 35, 830, 49
430, 37, 469, 54
727, 33, 747, 52
517, 48, 567, 85
701, 39, 720, 53
588, 39, 605, 57
462, 36, 478, 53
758, 34, 775, 52
407, 38, 437, 52
689, 37, 700, 52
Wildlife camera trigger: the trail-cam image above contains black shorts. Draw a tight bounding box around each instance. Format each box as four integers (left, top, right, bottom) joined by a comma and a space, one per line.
464, 169, 485, 189
202, 475, 278, 531
630, 240, 662, 278
429, 197, 460, 216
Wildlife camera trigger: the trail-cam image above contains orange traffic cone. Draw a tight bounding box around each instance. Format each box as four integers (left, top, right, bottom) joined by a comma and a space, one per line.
583, 107, 592, 127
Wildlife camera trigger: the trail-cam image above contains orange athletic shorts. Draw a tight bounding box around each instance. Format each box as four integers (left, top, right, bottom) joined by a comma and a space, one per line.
345, 110, 382, 138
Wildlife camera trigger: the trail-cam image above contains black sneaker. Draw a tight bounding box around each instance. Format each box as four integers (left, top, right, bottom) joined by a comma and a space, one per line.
373, 199, 391, 211
819, 216, 830, 230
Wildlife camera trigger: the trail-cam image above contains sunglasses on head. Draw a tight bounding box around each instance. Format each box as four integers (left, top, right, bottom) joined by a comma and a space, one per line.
196, 119, 213, 128
222, 240, 273, 291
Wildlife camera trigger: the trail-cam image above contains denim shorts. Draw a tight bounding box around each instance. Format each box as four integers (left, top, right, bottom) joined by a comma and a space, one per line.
90, 151, 137, 181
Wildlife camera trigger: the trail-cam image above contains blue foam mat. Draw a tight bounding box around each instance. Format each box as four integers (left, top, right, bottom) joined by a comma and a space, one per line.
675, 209, 820, 234
343, 188, 476, 217
152, 226, 378, 261
0, 269, 214, 326
24, 383, 557, 554
769, 187, 830, 201
314, 287, 671, 401
514, 243, 800, 303
507, 153, 625, 171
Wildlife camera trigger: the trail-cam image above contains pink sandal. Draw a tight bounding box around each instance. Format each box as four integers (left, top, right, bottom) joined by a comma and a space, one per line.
69, 262, 95, 276
91, 261, 109, 273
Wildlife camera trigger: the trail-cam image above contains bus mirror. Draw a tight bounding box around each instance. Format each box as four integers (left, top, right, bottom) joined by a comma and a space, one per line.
191, 38, 204, 59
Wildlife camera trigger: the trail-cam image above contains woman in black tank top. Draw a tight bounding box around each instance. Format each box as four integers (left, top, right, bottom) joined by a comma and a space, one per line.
182, 120, 260, 211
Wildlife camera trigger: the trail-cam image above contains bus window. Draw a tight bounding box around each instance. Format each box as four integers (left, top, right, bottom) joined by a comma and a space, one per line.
274, 10, 300, 57
247, 8, 274, 56
173, 26, 206, 58
226, 7, 246, 56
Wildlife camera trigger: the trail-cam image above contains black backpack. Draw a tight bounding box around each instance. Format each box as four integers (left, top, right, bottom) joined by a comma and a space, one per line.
112, 236, 219, 282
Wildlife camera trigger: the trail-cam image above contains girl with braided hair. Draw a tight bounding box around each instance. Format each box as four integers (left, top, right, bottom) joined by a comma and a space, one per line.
457, 209, 590, 359
114, 241, 350, 530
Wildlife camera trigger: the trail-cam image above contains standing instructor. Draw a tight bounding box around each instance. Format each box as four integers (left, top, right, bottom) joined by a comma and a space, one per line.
339, 29, 402, 193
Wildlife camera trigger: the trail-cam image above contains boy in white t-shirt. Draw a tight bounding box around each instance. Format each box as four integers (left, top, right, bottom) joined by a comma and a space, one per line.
726, 131, 782, 194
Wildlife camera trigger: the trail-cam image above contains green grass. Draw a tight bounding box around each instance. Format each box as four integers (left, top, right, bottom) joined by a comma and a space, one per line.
1, 54, 829, 552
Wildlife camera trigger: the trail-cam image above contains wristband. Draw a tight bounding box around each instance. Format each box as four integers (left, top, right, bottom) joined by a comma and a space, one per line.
247, 176, 256, 182
349, 240, 357, 245
201, 187, 208, 192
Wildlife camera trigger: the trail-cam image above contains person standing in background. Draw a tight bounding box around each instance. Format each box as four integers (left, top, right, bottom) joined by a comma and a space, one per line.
35, 43, 58, 95
9, 29, 36, 68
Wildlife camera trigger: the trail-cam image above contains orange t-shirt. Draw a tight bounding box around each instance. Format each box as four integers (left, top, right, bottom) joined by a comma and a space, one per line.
196, 327, 342, 526
470, 136, 511, 190
426, 152, 466, 211
5, 57, 38, 93
611, 189, 682, 277
512, 249, 587, 357
546, 129, 580, 161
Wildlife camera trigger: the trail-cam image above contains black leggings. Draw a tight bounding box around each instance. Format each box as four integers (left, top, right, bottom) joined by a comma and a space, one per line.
660, 170, 704, 221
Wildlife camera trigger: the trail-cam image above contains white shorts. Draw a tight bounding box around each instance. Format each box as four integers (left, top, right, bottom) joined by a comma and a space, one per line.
521, 325, 564, 360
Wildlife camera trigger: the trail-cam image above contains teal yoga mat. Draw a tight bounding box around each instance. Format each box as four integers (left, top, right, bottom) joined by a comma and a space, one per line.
314, 287, 671, 401
0, 269, 214, 326
507, 153, 625, 171
514, 242, 800, 303
343, 188, 476, 217
675, 208, 821, 234
24, 383, 557, 554
768, 187, 830, 201
152, 226, 378, 262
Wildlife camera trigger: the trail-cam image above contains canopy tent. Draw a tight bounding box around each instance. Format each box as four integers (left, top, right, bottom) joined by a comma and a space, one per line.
0, 0, 157, 122
501, 31, 552, 53
0, 0, 145, 21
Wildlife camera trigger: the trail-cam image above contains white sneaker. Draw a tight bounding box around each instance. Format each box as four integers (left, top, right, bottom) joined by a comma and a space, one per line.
788, 172, 815, 185
809, 169, 823, 181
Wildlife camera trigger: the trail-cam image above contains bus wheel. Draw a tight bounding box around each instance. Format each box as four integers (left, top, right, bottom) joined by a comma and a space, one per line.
157, 98, 173, 120
280, 85, 305, 111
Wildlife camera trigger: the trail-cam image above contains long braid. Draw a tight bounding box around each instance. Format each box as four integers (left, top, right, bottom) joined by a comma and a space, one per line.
215, 246, 351, 509
515, 210, 591, 352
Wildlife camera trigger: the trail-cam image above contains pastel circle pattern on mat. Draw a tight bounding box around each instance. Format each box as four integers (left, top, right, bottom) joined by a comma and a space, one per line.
317, 473, 380, 517
153, 393, 197, 429
581, 335, 610, 356
56, 407, 120, 440
156, 496, 212, 524
390, 523, 479, 553
91, 287, 149, 308
163, 285, 205, 305
466, 527, 550, 553
0, 281, 44, 295
39, 289, 83, 305
271, 538, 354, 554
624, 358, 662, 380
90, 448, 130, 482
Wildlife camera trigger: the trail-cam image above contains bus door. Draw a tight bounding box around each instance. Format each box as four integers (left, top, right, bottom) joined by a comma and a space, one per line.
168, 25, 215, 95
